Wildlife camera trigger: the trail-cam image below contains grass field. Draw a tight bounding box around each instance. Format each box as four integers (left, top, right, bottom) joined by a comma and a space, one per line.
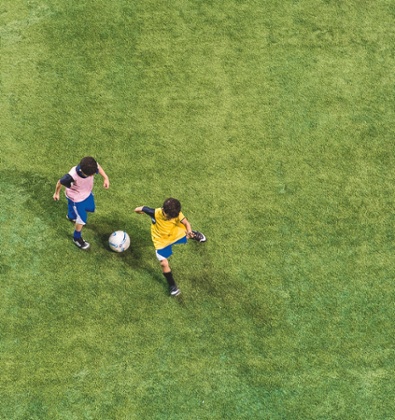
1, 0, 395, 418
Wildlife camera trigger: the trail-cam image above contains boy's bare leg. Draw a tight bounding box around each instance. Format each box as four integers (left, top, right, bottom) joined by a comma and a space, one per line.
160, 259, 171, 273
75, 223, 83, 232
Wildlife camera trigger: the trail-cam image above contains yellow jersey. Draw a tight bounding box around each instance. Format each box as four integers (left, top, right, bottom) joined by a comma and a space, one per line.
143, 207, 187, 250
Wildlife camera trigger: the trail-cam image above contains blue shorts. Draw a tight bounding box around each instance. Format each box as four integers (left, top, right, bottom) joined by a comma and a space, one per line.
155, 236, 187, 261
67, 193, 95, 225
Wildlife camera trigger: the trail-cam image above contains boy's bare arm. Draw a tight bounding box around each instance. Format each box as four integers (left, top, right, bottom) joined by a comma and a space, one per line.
98, 164, 110, 189
134, 206, 145, 214
53, 180, 62, 201
181, 218, 194, 238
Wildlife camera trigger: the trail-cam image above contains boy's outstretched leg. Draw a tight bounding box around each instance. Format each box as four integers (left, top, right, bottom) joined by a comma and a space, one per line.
160, 258, 180, 296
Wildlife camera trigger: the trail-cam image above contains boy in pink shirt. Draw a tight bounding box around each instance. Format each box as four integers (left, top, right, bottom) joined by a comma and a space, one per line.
53, 156, 110, 249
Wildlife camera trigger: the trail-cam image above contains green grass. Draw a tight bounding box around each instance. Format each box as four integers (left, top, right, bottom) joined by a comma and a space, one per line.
1, 0, 395, 418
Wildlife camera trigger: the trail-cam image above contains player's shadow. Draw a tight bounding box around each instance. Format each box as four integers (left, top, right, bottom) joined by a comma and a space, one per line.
87, 212, 146, 263
88, 213, 169, 292
182, 240, 218, 295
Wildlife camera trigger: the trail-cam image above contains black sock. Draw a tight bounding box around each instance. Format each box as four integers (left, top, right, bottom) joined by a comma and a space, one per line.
163, 271, 176, 287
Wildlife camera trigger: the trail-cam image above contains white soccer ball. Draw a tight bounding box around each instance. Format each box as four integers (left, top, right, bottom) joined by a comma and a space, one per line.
109, 231, 130, 252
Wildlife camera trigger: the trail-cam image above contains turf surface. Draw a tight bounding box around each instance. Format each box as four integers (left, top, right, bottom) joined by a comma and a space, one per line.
1, 0, 395, 418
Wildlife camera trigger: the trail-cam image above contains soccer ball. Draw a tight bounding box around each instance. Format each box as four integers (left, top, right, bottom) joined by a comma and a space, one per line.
109, 231, 130, 252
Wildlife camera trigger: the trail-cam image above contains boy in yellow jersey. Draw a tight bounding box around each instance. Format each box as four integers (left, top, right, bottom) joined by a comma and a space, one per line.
134, 198, 206, 296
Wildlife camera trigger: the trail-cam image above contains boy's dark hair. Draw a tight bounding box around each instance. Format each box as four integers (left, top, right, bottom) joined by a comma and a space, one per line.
163, 198, 181, 219
80, 156, 98, 176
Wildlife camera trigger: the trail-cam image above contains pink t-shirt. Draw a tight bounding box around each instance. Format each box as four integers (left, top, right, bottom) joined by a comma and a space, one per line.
65, 166, 94, 203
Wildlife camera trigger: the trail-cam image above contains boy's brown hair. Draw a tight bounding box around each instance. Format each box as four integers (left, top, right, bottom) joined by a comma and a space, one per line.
80, 156, 98, 176
162, 198, 181, 219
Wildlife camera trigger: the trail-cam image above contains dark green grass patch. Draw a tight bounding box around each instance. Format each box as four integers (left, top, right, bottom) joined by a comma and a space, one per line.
1, 0, 395, 418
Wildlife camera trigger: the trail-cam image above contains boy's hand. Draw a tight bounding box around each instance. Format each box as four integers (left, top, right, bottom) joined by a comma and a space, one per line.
186, 231, 194, 239
134, 206, 144, 214
103, 177, 110, 189
53, 192, 60, 201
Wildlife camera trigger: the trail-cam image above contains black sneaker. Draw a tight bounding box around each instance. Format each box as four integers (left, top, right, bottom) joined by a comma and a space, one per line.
66, 215, 76, 222
170, 286, 181, 296
192, 230, 206, 242
73, 237, 90, 250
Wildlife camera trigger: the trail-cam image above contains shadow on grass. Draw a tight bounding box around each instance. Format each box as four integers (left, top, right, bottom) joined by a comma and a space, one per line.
87, 213, 170, 287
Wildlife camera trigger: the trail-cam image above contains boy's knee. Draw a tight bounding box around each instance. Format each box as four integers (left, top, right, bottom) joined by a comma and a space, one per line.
160, 259, 170, 270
